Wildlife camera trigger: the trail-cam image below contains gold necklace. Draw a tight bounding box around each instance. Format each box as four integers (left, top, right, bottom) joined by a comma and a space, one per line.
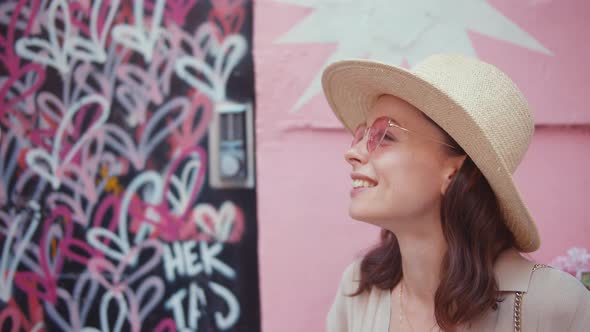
399, 280, 440, 332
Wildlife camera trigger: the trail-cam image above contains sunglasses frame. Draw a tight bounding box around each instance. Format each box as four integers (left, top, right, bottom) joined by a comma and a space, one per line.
352, 116, 459, 152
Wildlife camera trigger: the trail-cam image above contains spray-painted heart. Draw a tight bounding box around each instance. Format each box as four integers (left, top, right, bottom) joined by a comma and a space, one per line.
208, 4, 245, 37
26, 94, 110, 190
193, 201, 245, 243
111, 0, 164, 62
87, 239, 162, 293
175, 33, 247, 102
13, 208, 73, 303
15, 0, 72, 74
68, 0, 120, 63
0, 63, 45, 118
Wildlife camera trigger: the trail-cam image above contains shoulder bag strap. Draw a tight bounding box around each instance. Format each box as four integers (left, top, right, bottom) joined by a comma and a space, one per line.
513, 263, 550, 332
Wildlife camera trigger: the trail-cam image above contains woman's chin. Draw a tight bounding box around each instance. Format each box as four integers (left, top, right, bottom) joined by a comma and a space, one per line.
348, 206, 380, 225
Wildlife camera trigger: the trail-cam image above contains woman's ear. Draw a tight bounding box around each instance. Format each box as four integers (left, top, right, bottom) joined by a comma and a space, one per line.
441, 155, 467, 195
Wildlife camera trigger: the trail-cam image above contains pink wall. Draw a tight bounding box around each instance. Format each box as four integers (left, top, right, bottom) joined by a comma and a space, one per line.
255, 0, 590, 331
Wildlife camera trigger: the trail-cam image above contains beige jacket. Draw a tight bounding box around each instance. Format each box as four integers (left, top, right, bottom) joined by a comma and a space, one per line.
327, 249, 590, 331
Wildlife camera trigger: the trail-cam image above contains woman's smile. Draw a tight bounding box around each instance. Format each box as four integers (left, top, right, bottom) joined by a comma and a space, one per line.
350, 173, 378, 197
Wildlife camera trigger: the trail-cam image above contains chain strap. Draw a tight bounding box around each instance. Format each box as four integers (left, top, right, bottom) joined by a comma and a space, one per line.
513, 292, 523, 332
513, 263, 550, 332
532, 263, 548, 272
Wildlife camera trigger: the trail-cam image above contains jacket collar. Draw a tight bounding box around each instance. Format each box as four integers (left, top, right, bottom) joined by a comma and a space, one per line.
494, 248, 536, 292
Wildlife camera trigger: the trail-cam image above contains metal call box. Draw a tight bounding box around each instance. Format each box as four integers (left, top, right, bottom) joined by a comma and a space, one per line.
208, 101, 255, 189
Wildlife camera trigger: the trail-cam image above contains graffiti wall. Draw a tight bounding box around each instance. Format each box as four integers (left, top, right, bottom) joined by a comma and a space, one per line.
0, 0, 259, 331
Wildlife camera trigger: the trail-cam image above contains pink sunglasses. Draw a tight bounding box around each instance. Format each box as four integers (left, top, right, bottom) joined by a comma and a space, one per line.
352, 116, 458, 152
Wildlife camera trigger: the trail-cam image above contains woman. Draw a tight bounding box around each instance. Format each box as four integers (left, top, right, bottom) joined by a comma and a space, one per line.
322, 54, 590, 331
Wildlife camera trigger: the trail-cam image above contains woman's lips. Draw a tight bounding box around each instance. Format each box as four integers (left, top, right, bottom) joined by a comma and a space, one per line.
350, 185, 375, 198
350, 174, 378, 198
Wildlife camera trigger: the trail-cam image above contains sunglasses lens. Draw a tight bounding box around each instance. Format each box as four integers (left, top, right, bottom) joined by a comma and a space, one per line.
367, 118, 388, 152
352, 125, 366, 147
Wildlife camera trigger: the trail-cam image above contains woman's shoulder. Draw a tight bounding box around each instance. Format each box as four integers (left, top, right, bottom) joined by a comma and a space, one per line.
529, 265, 588, 296
523, 265, 590, 329
337, 259, 362, 293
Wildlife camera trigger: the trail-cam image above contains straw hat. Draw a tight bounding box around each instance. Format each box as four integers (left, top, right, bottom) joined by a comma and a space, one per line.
321, 54, 539, 252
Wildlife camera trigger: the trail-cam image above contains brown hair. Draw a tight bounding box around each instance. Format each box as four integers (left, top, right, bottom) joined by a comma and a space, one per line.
351, 122, 515, 330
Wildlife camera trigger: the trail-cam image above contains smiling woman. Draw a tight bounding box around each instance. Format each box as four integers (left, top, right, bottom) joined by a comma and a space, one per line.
322, 54, 590, 332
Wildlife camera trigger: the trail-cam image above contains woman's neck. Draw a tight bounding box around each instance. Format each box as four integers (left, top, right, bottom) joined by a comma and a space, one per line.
394, 216, 447, 307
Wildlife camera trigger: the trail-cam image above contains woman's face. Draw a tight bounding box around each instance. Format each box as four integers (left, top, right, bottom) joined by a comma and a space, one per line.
345, 94, 464, 230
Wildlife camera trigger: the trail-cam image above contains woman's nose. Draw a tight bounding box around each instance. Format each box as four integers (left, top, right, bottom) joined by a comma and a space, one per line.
345, 135, 369, 167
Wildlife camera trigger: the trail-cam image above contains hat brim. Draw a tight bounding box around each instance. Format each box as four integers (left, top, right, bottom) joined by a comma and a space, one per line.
322, 59, 540, 252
